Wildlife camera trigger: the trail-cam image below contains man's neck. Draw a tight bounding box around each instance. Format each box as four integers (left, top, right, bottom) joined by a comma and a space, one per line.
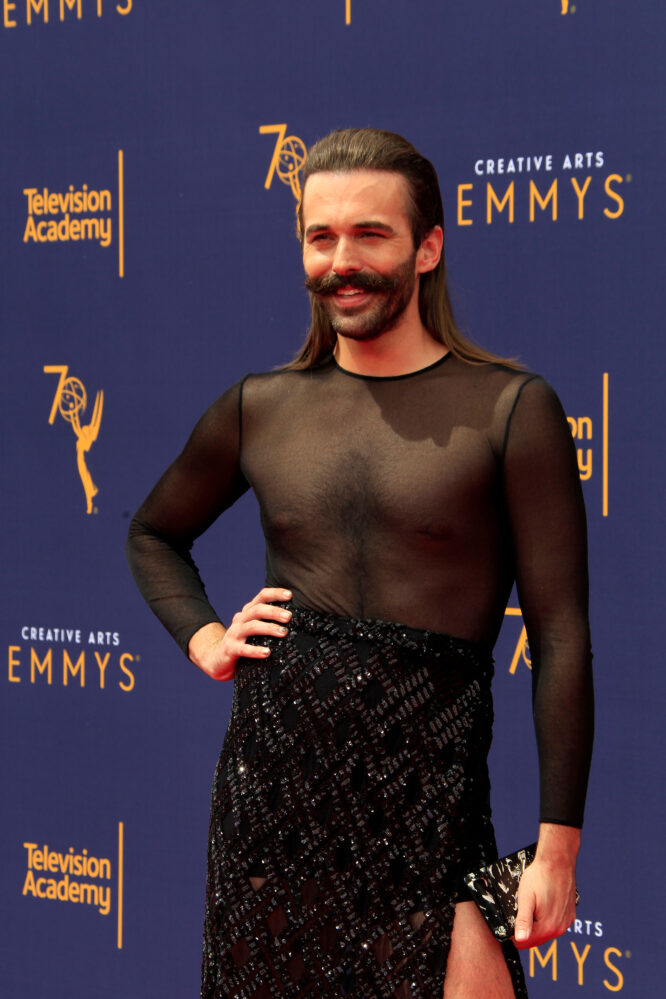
334, 323, 447, 377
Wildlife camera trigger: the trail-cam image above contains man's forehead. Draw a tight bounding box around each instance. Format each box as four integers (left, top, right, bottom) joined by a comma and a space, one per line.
301, 169, 411, 223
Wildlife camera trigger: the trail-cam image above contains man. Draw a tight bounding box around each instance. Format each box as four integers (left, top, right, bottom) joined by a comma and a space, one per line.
127, 128, 593, 999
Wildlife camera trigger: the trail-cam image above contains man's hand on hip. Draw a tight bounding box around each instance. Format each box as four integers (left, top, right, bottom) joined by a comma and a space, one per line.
188, 587, 292, 681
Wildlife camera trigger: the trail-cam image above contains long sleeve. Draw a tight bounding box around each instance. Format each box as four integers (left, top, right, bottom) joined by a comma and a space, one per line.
502, 376, 594, 827
126, 379, 249, 655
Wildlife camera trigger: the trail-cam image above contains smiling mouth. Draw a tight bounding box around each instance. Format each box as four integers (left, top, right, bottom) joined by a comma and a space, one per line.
332, 287, 373, 302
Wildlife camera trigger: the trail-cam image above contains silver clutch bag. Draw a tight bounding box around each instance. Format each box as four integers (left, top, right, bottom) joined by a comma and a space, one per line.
464, 844, 533, 940
464, 844, 580, 940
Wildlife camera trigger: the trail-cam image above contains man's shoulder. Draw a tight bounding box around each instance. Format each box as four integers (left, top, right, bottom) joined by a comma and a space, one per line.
446, 353, 526, 376
241, 362, 333, 401
445, 355, 541, 396
440, 357, 561, 442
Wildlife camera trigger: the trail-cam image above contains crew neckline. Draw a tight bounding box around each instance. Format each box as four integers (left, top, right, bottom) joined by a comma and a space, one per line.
332, 352, 451, 382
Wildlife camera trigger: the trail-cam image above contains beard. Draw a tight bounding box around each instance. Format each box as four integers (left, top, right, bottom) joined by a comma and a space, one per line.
304, 253, 417, 342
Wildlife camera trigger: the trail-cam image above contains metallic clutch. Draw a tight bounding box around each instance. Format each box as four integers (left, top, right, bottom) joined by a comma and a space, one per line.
464, 843, 581, 940
463, 844, 537, 940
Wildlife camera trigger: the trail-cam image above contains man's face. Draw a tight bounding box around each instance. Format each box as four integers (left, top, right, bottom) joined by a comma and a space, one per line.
301, 170, 421, 342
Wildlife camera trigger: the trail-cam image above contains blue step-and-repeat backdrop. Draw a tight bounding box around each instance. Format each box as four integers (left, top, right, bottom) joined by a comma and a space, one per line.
1, 3, 663, 996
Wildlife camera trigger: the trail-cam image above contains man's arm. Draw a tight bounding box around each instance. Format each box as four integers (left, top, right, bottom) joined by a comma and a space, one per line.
126, 380, 250, 654
501, 375, 594, 947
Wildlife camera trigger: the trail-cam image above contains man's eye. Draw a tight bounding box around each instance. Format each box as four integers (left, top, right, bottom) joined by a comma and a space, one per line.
359, 232, 384, 239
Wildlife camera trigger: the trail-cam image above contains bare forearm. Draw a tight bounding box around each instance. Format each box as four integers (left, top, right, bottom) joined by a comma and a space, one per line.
536, 822, 581, 866
188, 622, 228, 672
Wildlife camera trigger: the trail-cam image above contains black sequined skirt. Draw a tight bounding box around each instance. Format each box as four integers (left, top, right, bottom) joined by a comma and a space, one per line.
201, 605, 528, 998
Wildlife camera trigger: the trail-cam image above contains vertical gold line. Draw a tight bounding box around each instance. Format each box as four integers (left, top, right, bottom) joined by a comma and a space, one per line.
345, 0, 351, 26
118, 150, 125, 279
602, 372, 609, 517
117, 821, 124, 949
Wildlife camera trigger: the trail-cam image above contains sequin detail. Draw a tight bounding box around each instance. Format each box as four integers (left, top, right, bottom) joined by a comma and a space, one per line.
201, 606, 528, 997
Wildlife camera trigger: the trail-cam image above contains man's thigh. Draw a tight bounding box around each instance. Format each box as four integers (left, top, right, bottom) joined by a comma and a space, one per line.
443, 901, 516, 999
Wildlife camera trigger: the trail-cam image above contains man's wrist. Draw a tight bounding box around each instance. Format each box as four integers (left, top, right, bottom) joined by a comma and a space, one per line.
536, 822, 581, 865
188, 621, 227, 668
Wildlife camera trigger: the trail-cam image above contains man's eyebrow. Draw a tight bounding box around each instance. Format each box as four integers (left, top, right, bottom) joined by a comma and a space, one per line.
304, 220, 396, 237
352, 221, 395, 232
304, 224, 331, 238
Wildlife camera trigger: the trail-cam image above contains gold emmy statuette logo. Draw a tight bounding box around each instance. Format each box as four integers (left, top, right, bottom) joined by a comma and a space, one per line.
260, 124, 307, 207
44, 365, 103, 514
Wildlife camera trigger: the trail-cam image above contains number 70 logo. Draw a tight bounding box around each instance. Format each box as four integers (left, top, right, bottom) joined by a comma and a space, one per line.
260, 124, 307, 204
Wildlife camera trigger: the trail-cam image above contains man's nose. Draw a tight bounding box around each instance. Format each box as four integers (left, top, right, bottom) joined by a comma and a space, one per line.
332, 237, 361, 274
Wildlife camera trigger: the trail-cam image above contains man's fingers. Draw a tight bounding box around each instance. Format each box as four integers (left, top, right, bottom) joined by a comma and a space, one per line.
236, 641, 272, 659
238, 599, 292, 627
229, 615, 289, 641
513, 894, 568, 949
514, 893, 534, 946
248, 587, 292, 607
245, 602, 292, 623
241, 618, 289, 639
204, 636, 272, 681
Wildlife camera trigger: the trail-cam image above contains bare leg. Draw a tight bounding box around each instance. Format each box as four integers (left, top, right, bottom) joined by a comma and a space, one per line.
443, 901, 516, 999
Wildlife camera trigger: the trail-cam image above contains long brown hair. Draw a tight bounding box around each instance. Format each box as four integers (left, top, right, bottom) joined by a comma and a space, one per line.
285, 128, 520, 370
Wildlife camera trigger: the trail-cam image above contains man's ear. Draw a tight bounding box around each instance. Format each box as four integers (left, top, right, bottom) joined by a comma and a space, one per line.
416, 225, 444, 274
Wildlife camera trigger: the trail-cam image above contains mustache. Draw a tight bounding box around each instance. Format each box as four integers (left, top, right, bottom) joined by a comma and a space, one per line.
304, 271, 398, 295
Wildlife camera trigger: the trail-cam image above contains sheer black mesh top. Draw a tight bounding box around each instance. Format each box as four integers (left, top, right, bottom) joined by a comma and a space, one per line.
127, 353, 593, 827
